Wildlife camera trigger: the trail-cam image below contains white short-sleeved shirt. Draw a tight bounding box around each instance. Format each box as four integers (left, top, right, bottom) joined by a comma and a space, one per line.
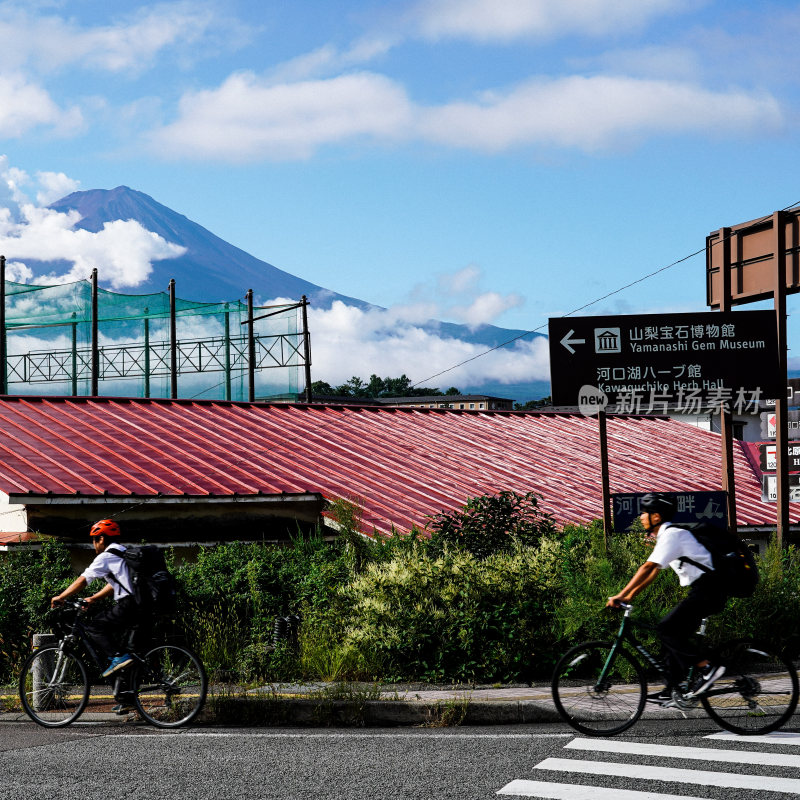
81, 545, 133, 601
647, 523, 713, 586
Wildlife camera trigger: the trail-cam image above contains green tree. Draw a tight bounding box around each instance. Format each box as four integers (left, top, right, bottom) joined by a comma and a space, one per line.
426, 490, 556, 559
514, 395, 552, 410
310, 380, 336, 396
324, 374, 461, 399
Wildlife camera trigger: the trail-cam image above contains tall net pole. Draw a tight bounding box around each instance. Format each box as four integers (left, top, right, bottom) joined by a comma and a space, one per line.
0, 255, 6, 395
91, 268, 99, 396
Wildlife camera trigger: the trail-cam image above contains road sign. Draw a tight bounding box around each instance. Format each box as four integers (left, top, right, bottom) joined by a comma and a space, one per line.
764, 379, 800, 408
759, 411, 800, 440
548, 310, 779, 409
761, 474, 800, 502
612, 491, 728, 531
759, 443, 800, 472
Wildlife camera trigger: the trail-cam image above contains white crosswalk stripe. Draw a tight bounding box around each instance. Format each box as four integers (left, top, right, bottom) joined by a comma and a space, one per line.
706, 730, 800, 746
497, 735, 800, 798
497, 781, 708, 799
534, 756, 800, 793
566, 736, 800, 767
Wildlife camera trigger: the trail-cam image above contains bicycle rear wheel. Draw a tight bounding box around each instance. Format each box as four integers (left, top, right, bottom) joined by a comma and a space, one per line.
700, 639, 799, 735
19, 646, 89, 727
134, 644, 207, 728
552, 640, 647, 736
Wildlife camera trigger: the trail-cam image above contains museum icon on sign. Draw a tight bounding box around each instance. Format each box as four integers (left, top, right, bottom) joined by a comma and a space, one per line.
594, 327, 621, 353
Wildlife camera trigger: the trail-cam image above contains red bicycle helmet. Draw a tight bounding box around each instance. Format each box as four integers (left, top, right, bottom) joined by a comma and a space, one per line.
89, 519, 120, 538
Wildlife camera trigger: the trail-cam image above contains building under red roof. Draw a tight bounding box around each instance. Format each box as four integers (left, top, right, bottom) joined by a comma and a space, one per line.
0, 395, 791, 544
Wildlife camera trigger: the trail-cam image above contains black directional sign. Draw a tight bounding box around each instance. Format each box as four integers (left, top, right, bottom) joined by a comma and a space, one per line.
758, 443, 800, 472
612, 491, 728, 531
548, 311, 779, 409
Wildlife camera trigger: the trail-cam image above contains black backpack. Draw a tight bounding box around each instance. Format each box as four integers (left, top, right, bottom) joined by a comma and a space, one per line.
676, 523, 759, 598
106, 545, 178, 614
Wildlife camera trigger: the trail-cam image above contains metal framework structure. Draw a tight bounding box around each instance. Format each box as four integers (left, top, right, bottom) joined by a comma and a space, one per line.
0, 261, 314, 402
6, 332, 305, 396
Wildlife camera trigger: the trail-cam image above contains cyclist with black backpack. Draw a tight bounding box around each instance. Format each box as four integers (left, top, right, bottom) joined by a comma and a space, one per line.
50, 519, 149, 711
606, 493, 729, 699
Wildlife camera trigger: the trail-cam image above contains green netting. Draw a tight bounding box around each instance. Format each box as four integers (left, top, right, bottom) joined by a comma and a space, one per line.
3, 278, 301, 401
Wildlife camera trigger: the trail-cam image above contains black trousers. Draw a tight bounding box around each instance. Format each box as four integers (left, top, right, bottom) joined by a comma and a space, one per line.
656, 573, 728, 683
83, 595, 148, 662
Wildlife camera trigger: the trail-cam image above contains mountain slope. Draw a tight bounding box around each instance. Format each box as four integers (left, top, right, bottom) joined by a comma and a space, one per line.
48, 186, 370, 309
48, 187, 541, 350
39, 187, 547, 400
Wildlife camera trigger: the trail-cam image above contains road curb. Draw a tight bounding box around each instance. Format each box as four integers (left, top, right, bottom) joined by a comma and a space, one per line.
197, 696, 565, 727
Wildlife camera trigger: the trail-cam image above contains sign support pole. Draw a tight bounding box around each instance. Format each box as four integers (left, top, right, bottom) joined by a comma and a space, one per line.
718, 227, 738, 534
775, 211, 789, 547
598, 408, 612, 550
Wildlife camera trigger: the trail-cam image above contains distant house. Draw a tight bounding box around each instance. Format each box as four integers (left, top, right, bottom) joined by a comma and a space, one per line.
375, 394, 514, 411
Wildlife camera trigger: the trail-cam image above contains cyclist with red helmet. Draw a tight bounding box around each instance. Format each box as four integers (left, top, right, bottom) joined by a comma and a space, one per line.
51, 519, 141, 686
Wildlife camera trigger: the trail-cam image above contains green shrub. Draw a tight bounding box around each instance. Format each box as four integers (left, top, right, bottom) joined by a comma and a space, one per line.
172, 530, 349, 681
301, 537, 564, 683
426, 490, 556, 559
0, 538, 73, 685
2, 504, 800, 687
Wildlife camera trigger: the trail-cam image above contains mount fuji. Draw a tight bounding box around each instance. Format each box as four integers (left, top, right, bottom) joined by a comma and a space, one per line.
40, 186, 547, 400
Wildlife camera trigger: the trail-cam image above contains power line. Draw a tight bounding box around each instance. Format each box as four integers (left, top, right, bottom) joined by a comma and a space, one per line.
411, 200, 800, 389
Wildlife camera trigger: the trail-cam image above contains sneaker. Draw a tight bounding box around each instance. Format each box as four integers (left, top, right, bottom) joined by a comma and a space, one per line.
112, 703, 135, 715
647, 686, 673, 702
689, 664, 726, 696
101, 654, 133, 678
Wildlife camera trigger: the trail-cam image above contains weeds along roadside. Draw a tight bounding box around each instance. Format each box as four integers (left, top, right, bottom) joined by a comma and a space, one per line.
0, 494, 799, 693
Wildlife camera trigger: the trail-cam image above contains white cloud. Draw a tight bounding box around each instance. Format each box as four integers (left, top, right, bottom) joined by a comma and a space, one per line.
149, 68, 782, 161
437, 264, 481, 295
150, 71, 414, 161
0, 2, 240, 75
0, 157, 186, 289
308, 300, 549, 388
0, 74, 82, 138
408, 0, 694, 42
419, 75, 782, 152
35, 171, 80, 206
0, 207, 186, 288
449, 291, 524, 327
267, 36, 397, 83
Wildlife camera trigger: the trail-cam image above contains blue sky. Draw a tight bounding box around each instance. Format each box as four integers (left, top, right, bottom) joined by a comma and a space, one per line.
1, 0, 800, 390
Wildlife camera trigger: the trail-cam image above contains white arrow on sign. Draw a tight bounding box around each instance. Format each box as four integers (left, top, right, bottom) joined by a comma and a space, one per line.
560, 329, 586, 355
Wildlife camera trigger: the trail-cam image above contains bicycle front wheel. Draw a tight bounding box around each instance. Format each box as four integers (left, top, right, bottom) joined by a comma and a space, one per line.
700, 639, 799, 735
134, 644, 207, 728
552, 640, 647, 736
19, 646, 89, 727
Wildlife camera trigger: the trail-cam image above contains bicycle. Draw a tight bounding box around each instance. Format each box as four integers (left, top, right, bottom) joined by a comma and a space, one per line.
551, 602, 799, 737
19, 599, 207, 729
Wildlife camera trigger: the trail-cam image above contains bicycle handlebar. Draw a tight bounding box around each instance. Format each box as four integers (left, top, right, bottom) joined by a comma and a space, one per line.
50, 597, 88, 613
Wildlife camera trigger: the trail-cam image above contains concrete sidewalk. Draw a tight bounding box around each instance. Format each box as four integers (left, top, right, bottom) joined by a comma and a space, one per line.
0, 682, 713, 726
219, 681, 707, 726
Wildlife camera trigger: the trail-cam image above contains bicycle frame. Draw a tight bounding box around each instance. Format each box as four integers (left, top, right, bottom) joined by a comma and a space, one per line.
597, 604, 701, 694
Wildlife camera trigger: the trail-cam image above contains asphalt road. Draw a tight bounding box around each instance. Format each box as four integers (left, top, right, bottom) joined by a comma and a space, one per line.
3, 718, 800, 800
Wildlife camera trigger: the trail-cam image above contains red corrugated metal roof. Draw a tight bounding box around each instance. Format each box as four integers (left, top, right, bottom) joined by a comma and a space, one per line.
0, 395, 787, 535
